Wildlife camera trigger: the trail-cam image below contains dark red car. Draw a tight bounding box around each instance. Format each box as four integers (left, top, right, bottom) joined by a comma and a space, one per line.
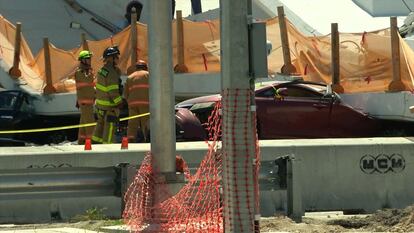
176, 80, 381, 139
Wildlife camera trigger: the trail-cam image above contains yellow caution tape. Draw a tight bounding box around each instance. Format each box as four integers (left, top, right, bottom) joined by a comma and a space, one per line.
0, 112, 150, 134
120, 112, 150, 121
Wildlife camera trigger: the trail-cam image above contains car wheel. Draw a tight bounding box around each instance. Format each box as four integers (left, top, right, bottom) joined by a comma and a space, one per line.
47, 131, 68, 144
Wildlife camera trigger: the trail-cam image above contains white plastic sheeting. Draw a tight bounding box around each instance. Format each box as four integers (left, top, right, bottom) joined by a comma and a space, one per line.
279, 0, 405, 35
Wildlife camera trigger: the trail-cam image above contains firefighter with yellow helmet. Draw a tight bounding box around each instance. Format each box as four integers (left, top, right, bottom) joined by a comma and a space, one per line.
75, 50, 95, 144
92, 46, 123, 144
124, 60, 149, 142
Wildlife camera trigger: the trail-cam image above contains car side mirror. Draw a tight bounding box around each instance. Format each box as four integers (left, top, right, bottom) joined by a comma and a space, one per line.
321, 85, 341, 104
325, 84, 333, 95
274, 88, 287, 100
275, 87, 288, 96
322, 84, 336, 100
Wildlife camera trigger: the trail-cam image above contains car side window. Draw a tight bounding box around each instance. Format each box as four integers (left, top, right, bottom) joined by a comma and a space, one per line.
20, 97, 31, 112
283, 86, 320, 98
257, 88, 276, 98
256, 86, 320, 98
0, 94, 17, 110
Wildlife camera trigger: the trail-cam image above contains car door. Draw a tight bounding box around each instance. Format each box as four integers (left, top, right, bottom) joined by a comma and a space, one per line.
328, 100, 380, 137
256, 84, 331, 138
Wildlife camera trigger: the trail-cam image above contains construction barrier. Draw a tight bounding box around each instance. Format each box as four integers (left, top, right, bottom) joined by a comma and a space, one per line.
1, 15, 414, 94
123, 102, 224, 232
124, 89, 261, 232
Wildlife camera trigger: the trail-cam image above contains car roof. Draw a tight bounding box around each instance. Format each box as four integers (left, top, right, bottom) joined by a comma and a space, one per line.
0, 89, 24, 95
176, 94, 221, 106
256, 80, 327, 93
177, 80, 328, 106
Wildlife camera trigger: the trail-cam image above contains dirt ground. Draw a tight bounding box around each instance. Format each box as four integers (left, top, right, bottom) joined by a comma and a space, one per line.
2, 206, 414, 233
261, 205, 414, 233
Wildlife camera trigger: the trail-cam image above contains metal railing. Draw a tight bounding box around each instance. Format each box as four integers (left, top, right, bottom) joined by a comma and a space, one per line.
0, 167, 118, 200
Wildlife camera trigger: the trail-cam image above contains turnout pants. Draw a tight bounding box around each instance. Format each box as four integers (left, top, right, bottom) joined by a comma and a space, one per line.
127, 106, 149, 142
92, 108, 120, 144
77, 104, 95, 144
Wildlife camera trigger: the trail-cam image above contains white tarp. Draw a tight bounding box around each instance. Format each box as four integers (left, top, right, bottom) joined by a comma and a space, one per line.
279, 0, 406, 35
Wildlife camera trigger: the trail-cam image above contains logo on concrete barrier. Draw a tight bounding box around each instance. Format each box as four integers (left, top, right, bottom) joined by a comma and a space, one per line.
27, 163, 73, 169
360, 154, 405, 174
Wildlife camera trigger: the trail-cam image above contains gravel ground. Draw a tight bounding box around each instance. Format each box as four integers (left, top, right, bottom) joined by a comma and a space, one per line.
262, 205, 414, 232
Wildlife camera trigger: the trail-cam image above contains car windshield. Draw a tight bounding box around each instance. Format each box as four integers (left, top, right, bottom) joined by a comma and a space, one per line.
297, 84, 326, 94
189, 102, 216, 111
0, 92, 19, 110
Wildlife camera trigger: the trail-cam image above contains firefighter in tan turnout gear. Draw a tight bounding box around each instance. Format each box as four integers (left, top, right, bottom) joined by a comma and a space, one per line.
75, 50, 95, 144
92, 46, 123, 144
124, 60, 150, 142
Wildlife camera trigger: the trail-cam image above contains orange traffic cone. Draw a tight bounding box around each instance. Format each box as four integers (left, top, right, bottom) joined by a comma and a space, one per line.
121, 137, 128, 150
84, 138, 92, 151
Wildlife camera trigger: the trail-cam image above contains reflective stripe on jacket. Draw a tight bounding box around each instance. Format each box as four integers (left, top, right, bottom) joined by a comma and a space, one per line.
96, 96, 123, 107
96, 83, 119, 92
124, 70, 149, 107
128, 100, 149, 106
77, 99, 95, 105
128, 84, 149, 92
76, 82, 95, 89
95, 64, 122, 110
75, 69, 95, 106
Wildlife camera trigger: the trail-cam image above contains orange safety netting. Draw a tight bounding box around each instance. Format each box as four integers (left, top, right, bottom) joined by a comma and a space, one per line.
220, 88, 259, 232
1, 15, 414, 93
123, 89, 261, 232
123, 102, 224, 232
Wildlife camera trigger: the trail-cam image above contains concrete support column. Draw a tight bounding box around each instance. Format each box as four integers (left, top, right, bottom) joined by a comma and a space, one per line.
221, 0, 256, 231
148, 0, 176, 174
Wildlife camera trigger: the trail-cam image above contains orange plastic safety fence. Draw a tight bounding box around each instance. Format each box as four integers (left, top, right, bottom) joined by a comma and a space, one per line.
221, 89, 258, 232
3, 14, 414, 94
123, 90, 261, 232
123, 102, 225, 232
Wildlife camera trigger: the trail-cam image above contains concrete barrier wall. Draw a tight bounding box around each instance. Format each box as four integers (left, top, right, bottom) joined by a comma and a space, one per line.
0, 142, 209, 223
0, 142, 208, 170
1, 138, 414, 222
259, 137, 414, 214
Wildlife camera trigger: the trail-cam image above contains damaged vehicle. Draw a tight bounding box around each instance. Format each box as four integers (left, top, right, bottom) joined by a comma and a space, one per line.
0, 89, 79, 145
176, 80, 381, 139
